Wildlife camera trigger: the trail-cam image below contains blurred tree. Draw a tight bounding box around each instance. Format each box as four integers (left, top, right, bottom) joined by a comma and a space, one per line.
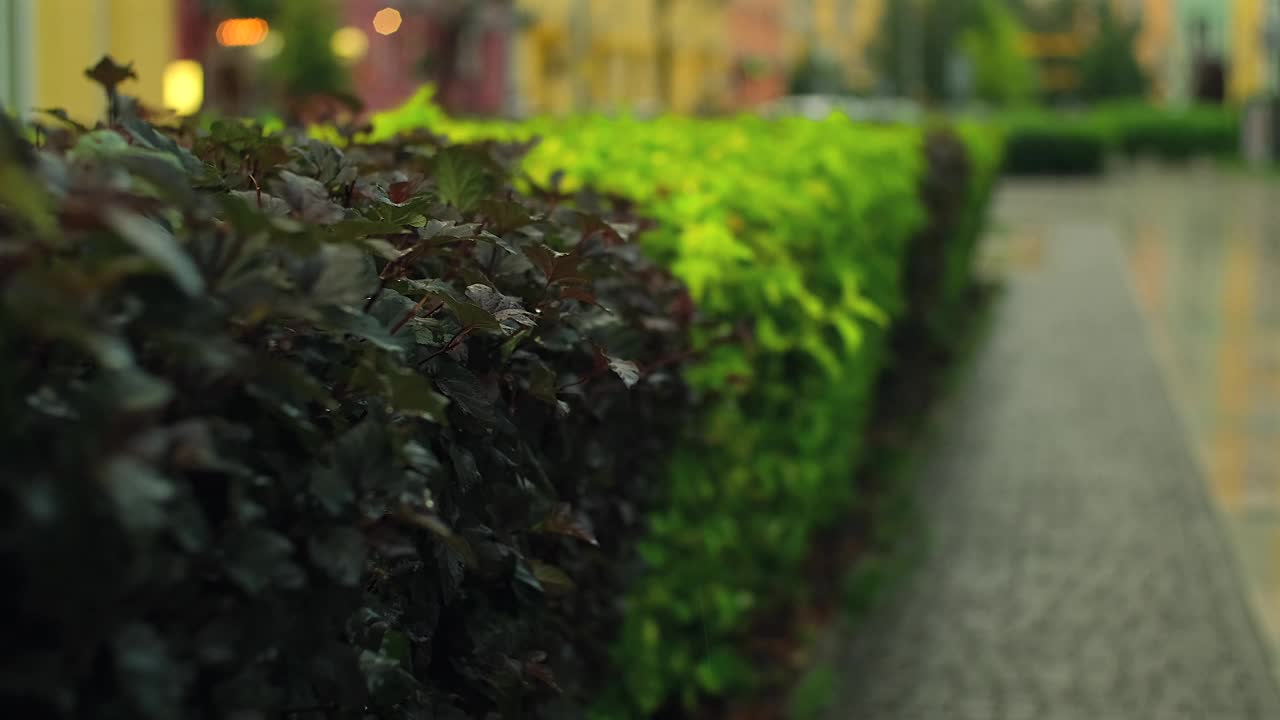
874, 0, 986, 101
789, 49, 847, 95
962, 0, 1038, 106
1079, 2, 1147, 100
269, 0, 350, 100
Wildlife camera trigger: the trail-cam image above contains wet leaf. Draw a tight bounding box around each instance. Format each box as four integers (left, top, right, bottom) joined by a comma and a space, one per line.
432, 359, 495, 427
104, 208, 205, 295
535, 503, 599, 547
224, 529, 304, 595
528, 559, 575, 596
271, 170, 345, 225
102, 457, 176, 532
307, 527, 366, 586
606, 354, 641, 388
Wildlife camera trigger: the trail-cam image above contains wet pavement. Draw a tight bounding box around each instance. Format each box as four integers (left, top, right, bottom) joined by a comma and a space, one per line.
1118, 167, 1280, 664
827, 167, 1280, 718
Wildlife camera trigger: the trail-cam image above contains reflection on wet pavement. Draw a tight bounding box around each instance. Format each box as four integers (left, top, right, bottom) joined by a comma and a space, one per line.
990, 166, 1280, 674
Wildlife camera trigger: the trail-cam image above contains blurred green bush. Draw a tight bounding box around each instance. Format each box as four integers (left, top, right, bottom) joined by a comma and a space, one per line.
1001, 111, 1110, 176
1099, 103, 1240, 161
371, 96, 1003, 716
1001, 104, 1241, 176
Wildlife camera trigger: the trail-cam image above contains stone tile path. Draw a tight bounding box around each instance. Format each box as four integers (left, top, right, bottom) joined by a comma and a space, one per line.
827, 175, 1280, 719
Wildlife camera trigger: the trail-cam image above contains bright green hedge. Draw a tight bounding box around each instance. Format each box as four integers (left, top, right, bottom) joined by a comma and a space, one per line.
367, 94, 1002, 716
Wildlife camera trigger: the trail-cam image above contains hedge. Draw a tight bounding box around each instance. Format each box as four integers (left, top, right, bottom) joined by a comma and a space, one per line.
1099, 102, 1239, 161
3, 66, 1001, 719
1001, 111, 1110, 176
1001, 103, 1241, 176
2, 68, 693, 719
369, 94, 1003, 716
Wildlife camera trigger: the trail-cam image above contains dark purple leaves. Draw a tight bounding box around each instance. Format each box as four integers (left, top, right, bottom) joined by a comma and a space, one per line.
0, 66, 694, 720
270, 170, 346, 225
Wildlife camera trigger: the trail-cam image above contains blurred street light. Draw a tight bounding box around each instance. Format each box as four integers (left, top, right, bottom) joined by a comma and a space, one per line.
162, 60, 204, 116
216, 18, 270, 47
331, 26, 370, 63
374, 7, 404, 36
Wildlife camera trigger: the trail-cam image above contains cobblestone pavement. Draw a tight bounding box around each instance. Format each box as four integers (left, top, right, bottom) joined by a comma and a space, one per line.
828, 201, 1280, 719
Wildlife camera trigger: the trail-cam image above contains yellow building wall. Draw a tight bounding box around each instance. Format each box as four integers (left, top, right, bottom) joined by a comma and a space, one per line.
1134, 0, 1173, 100
109, 0, 174, 111
666, 0, 726, 113
516, 0, 575, 115
516, 0, 727, 115
1229, 0, 1266, 101
33, 0, 173, 122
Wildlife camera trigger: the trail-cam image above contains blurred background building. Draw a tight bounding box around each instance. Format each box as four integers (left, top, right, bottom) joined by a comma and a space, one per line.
0, 0, 1277, 122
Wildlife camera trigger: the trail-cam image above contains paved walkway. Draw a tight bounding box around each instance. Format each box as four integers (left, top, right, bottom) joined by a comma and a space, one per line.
828, 176, 1280, 719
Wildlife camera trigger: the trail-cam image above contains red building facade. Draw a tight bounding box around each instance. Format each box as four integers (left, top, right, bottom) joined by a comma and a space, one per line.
726, 0, 787, 107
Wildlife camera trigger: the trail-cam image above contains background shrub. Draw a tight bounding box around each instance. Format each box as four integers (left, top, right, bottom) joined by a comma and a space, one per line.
1098, 103, 1240, 161
1001, 112, 1110, 176
1001, 104, 1241, 176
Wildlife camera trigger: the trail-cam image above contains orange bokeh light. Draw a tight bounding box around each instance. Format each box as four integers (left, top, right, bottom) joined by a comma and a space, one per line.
373, 8, 403, 36
216, 18, 270, 47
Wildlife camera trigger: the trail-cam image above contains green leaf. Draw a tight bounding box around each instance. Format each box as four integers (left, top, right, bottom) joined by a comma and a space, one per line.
0, 165, 54, 235
379, 630, 412, 670
102, 456, 176, 532
307, 527, 366, 586
420, 218, 481, 242
528, 559, 575, 596
224, 528, 304, 595
442, 297, 501, 334
478, 197, 533, 234
526, 360, 559, 406
431, 359, 495, 427
385, 366, 450, 422
119, 114, 202, 173
312, 244, 378, 307
103, 207, 205, 296
534, 503, 599, 546
36, 107, 90, 133
465, 283, 536, 334
433, 146, 490, 212
310, 467, 354, 516
113, 624, 183, 720
359, 649, 420, 707
270, 170, 345, 225
325, 306, 411, 354
98, 367, 175, 413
